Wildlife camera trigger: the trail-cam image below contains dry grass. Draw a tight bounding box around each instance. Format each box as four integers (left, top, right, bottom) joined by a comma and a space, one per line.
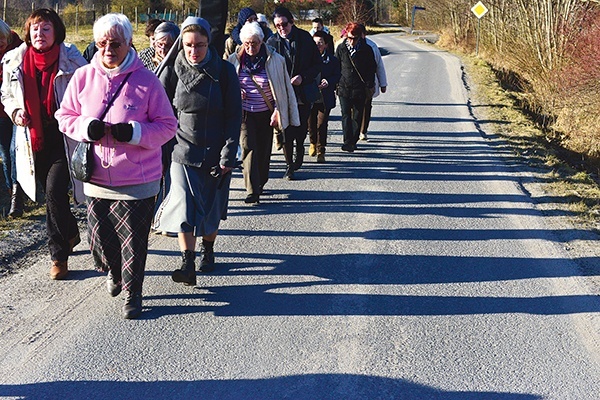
461, 53, 600, 229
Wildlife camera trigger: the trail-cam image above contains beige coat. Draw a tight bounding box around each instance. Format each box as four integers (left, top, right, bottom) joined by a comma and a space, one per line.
228, 45, 300, 130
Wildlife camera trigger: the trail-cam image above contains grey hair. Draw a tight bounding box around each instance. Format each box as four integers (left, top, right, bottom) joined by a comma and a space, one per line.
93, 13, 133, 44
153, 21, 180, 43
0, 19, 10, 40
240, 22, 264, 43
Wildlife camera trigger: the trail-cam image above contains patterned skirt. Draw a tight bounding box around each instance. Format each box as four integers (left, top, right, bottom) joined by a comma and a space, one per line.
88, 197, 155, 292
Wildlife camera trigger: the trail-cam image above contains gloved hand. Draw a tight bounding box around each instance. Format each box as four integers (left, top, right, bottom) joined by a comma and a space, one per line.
111, 123, 133, 142
88, 119, 105, 140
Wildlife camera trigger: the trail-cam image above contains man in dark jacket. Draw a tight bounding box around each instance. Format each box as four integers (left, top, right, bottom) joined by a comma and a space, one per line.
335, 22, 376, 152
267, 6, 322, 180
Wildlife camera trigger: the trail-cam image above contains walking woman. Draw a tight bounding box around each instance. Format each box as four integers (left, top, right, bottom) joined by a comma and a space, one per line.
56, 13, 177, 319
154, 17, 242, 286
1, 8, 86, 279
228, 22, 299, 204
0, 19, 23, 217
308, 30, 340, 163
334, 22, 376, 152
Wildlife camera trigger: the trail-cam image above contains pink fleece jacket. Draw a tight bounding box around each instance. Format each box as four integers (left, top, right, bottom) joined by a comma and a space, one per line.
56, 51, 177, 187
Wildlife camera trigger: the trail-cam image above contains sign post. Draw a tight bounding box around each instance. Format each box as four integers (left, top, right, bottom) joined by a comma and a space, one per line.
471, 1, 488, 56
410, 6, 426, 35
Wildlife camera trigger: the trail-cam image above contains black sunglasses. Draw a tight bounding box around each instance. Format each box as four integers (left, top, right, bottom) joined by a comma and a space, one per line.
275, 21, 289, 29
96, 40, 122, 50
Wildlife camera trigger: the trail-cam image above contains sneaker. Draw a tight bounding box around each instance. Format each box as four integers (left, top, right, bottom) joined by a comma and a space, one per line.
316, 153, 326, 163
359, 132, 368, 141
308, 143, 317, 157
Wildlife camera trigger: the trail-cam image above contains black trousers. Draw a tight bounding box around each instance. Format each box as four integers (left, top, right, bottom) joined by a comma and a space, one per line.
34, 125, 79, 262
241, 110, 273, 195
283, 103, 311, 169
339, 96, 366, 147
361, 95, 373, 134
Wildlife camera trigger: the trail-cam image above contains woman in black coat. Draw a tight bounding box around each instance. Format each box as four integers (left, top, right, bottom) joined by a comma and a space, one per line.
335, 22, 376, 152
308, 30, 341, 163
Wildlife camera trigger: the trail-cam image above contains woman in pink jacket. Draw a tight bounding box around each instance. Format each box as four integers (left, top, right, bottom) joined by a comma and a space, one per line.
56, 13, 177, 319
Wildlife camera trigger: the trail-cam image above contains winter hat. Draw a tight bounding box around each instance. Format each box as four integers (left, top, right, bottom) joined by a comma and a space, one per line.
257, 13, 268, 24
238, 7, 257, 25
181, 16, 212, 43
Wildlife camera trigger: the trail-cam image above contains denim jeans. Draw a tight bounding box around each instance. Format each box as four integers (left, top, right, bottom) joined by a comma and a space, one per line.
0, 117, 16, 190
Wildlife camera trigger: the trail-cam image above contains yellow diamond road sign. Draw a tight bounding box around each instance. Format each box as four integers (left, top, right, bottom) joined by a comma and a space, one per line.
471, 1, 488, 19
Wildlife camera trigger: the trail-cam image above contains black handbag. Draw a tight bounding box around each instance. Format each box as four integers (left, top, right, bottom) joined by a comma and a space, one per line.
71, 141, 93, 182
71, 73, 132, 182
299, 80, 320, 104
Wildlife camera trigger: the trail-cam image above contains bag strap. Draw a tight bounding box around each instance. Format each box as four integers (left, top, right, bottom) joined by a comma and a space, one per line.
99, 72, 132, 121
249, 74, 274, 113
348, 54, 366, 85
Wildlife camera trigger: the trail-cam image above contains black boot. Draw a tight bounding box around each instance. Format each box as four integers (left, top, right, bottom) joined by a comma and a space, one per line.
293, 145, 304, 171
172, 250, 197, 286
199, 240, 215, 272
122, 291, 142, 319
8, 183, 23, 218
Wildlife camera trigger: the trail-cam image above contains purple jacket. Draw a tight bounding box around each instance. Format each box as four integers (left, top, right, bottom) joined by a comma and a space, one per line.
56, 50, 177, 187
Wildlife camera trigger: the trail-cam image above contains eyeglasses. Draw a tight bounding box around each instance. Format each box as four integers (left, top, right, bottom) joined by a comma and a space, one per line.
243, 41, 260, 47
347, 36, 359, 42
275, 21, 289, 29
96, 40, 122, 50
247, 16, 258, 22
154, 40, 173, 50
184, 42, 208, 49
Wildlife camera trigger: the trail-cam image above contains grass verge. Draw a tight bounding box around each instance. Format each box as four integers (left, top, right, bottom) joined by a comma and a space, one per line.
461, 53, 600, 231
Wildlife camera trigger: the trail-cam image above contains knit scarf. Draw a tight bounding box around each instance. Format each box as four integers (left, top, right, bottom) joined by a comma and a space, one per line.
241, 45, 267, 75
345, 38, 361, 58
22, 44, 59, 152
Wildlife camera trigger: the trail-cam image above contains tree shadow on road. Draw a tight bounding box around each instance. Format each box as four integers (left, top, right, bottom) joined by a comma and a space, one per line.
0, 374, 542, 400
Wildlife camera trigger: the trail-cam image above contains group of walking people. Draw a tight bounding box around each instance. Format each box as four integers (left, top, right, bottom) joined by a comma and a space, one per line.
0, 6, 387, 319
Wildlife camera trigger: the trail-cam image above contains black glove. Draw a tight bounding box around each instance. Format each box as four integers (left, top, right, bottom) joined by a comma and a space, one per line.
111, 123, 133, 142
88, 119, 105, 140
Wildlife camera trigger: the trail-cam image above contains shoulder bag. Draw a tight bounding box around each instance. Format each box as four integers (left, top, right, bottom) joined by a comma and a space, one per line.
71, 72, 132, 182
249, 74, 286, 145
349, 53, 375, 99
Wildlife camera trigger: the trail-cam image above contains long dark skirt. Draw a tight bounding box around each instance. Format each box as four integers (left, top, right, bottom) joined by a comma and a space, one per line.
153, 162, 232, 237
88, 197, 155, 292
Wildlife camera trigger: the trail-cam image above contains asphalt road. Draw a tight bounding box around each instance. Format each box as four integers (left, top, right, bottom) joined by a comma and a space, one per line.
0, 34, 599, 400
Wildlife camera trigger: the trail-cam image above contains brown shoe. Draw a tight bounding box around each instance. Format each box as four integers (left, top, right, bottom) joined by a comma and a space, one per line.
68, 232, 81, 254
316, 153, 326, 163
50, 260, 68, 280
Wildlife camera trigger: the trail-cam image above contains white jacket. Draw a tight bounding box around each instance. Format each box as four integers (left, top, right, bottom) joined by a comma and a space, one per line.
228, 45, 300, 130
1, 42, 87, 202
366, 37, 388, 98
1, 42, 87, 122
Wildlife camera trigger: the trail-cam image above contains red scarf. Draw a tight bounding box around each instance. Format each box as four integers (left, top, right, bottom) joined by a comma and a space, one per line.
22, 44, 59, 152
